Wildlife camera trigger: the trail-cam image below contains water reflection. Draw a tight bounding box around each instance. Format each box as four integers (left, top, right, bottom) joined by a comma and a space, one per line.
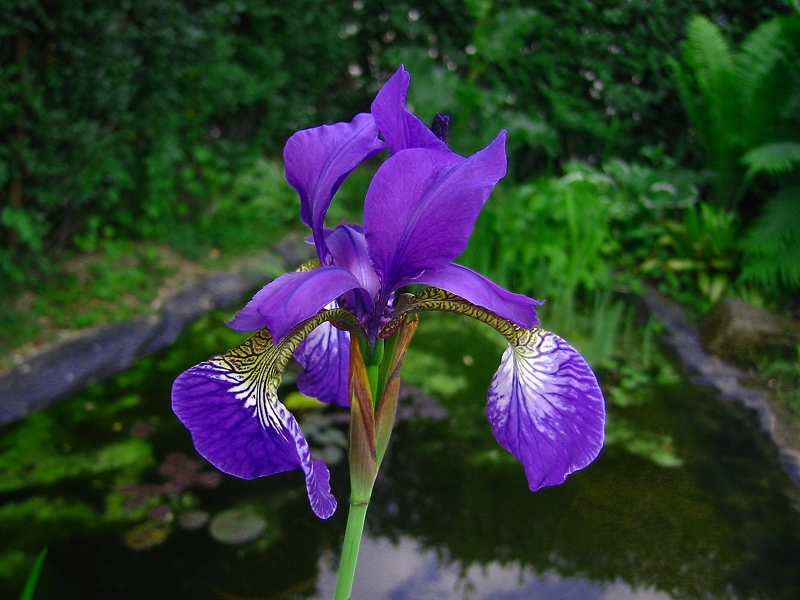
2, 311, 800, 599
315, 535, 672, 600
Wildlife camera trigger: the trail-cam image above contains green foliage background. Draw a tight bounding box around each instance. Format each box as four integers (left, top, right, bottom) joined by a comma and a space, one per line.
0, 0, 787, 286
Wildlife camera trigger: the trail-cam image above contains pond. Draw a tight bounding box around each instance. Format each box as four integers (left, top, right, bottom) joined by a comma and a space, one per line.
1, 308, 799, 600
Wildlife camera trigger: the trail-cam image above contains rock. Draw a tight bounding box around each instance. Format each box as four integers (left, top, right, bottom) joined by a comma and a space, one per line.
0, 316, 162, 425
139, 274, 257, 356
642, 287, 800, 487
0, 250, 289, 426
274, 235, 316, 267
701, 298, 800, 367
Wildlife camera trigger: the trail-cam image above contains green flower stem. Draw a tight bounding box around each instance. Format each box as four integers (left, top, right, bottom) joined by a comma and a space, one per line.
366, 362, 381, 410
334, 497, 370, 600
362, 339, 384, 410
376, 333, 399, 403
334, 340, 384, 600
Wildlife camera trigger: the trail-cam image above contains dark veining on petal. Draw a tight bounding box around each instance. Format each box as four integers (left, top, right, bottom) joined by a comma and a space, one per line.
381, 286, 519, 339
431, 112, 450, 144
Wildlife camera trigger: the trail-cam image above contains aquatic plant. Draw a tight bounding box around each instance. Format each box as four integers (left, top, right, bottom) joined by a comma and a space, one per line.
171, 66, 605, 599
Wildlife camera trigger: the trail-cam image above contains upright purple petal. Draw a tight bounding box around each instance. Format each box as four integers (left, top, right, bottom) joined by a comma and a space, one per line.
295, 321, 351, 408
172, 340, 337, 519
284, 114, 386, 262
411, 263, 541, 328
487, 329, 605, 491
228, 267, 363, 341
364, 132, 507, 293
326, 224, 381, 301
371, 65, 449, 155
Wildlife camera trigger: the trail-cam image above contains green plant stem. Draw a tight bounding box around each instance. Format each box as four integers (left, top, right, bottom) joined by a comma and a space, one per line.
367, 362, 380, 410
334, 344, 384, 600
334, 499, 370, 600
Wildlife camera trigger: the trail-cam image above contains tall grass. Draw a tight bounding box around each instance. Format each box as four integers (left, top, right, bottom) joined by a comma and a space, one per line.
461, 164, 645, 370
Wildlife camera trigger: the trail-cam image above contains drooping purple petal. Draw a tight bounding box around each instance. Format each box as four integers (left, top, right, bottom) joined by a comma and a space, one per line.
411, 263, 541, 329
364, 132, 507, 294
284, 113, 385, 262
172, 346, 337, 519
295, 321, 351, 408
487, 329, 605, 491
371, 65, 448, 155
228, 267, 363, 341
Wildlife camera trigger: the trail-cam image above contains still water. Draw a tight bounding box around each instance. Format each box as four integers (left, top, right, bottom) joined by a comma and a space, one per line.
1, 311, 799, 599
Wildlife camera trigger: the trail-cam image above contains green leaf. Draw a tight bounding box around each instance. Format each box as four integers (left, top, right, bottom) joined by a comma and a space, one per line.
735, 19, 791, 146
0, 207, 48, 253
740, 186, 800, 290
19, 548, 47, 600
742, 142, 800, 178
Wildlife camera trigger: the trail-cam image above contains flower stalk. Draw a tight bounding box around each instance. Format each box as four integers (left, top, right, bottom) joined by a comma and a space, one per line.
335, 338, 378, 600
334, 314, 418, 599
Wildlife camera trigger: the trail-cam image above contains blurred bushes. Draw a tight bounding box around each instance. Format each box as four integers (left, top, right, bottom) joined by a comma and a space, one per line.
0, 0, 370, 284
461, 158, 744, 315
0, 0, 787, 287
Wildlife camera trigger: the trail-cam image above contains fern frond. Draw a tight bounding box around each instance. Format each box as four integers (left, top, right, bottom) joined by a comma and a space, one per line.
679, 16, 745, 209
737, 19, 784, 93
684, 16, 739, 125
740, 241, 800, 290
668, 56, 709, 149
742, 142, 800, 178
736, 19, 799, 146
685, 15, 735, 76
740, 186, 800, 290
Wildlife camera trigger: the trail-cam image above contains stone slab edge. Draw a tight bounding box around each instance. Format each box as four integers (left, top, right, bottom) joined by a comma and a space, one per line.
642, 286, 800, 486
0, 236, 315, 427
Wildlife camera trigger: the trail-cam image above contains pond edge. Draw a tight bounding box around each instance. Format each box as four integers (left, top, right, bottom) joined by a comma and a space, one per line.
642, 286, 800, 486
2, 250, 799, 490
0, 236, 315, 427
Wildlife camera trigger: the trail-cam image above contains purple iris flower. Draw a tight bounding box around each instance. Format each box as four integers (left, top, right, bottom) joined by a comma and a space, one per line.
172, 66, 605, 520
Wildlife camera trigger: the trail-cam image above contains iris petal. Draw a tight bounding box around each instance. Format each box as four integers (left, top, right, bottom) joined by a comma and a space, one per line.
295, 321, 351, 408
363, 132, 507, 294
285, 113, 385, 262
410, 263, 541, 329
487, 329, 605, 491
371, 65, 449, 155
172, 329, 337, 519
326, 224, 381, 303
228, 267, 363, 341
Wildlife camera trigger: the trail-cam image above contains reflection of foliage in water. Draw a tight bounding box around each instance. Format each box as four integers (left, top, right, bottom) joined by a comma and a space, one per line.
0, 412, 154, 494
0, 394, 155, 586
404, 302, 684, 469
2, 308, 799, 598
0, 310, 298, 594
373, 312, 800, 600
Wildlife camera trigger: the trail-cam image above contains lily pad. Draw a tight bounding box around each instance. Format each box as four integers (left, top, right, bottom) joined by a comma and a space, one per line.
208, 509, 266, 545
123, 522, 170, 550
